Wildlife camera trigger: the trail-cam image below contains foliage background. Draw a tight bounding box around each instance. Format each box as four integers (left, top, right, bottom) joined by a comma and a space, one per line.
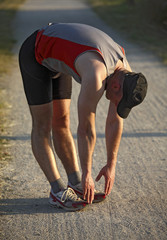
87, 0, 167, 64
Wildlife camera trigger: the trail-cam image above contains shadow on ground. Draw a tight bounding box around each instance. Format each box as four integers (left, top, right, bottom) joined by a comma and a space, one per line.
0, 131, 167, 142
0, 198, 65, 215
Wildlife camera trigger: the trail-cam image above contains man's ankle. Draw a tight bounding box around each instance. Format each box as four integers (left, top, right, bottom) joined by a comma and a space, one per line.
68, 171, 81, 186
50, 178, 65, 194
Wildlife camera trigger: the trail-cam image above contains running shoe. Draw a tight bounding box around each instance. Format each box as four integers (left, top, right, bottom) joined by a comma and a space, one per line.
49, 187, 87, 211
68, 182, 106, 203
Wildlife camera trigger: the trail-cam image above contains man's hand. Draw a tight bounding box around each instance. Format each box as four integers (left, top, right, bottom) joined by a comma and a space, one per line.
82, 173, 95, 204
95, 165, 115, 196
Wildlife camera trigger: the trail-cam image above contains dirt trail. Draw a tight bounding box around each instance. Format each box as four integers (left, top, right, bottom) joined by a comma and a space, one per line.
0, 0, 167, 239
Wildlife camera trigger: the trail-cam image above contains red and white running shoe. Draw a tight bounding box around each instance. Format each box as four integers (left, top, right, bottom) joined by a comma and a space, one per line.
49, 187, 87, 211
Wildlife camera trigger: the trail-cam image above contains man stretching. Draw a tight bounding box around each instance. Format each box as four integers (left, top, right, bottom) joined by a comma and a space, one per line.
19, 23, 147, 211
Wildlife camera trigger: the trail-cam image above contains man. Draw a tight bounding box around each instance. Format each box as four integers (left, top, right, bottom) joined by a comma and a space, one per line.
19, 23, 147, 211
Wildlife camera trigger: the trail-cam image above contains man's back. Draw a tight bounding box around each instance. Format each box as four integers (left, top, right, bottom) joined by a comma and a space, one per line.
35, 23, 126, 82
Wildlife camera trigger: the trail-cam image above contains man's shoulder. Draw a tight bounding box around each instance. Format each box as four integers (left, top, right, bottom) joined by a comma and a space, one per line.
75, 51, 107, 79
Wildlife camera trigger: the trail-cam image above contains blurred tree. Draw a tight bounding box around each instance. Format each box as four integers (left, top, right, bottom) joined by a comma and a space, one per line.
127, 0, 135, 5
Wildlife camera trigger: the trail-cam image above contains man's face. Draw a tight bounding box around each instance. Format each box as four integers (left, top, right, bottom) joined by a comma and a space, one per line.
105, 75, 124, 106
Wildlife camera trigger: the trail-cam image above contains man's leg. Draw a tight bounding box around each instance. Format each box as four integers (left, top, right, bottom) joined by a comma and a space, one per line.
29, 102, 62, 184
51, 100, 106, 203
29, 102, 87, 211
52, 99, 81, 184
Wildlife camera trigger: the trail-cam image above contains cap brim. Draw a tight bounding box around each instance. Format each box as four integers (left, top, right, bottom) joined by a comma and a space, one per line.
117, 99, 131, 119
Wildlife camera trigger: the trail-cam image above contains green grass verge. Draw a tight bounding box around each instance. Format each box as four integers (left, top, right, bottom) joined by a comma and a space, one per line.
87, 0, 167, 64
0, 0, 25, 73
0, 0, 25, 171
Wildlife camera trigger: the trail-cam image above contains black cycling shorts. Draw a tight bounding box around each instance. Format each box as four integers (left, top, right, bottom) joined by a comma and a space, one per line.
19, 31, 72, 105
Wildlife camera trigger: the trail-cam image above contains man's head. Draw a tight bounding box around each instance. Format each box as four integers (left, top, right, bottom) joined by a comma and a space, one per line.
105, 70, 148, 119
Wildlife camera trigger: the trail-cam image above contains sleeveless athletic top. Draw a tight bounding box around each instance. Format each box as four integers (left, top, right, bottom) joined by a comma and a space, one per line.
35, 23, 127, 83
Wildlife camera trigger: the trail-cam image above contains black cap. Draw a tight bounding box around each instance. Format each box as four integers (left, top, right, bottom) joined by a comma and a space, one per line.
117, 72, 148, 119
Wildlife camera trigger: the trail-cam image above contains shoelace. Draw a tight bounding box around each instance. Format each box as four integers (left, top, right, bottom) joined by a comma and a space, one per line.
61, 188, 79, 202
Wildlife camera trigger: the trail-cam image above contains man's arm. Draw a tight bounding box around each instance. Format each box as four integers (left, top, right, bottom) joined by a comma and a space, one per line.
96, 101, 123, 195
77, 72, 105, 203
75, 51, 107, 203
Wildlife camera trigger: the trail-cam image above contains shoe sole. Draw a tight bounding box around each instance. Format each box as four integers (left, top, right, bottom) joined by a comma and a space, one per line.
49, 198, 87, 212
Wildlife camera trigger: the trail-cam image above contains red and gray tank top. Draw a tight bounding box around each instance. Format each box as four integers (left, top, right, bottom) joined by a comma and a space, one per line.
35, 23, 126, 83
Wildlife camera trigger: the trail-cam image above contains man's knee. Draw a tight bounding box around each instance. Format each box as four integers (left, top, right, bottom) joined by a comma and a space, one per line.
30, 103, 53, 136
32, 118, 52, 137
52, 114, 70, 130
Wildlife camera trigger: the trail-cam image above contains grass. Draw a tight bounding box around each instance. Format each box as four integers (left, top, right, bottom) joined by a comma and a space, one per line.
0, 0, 25, 172
0, 88, 12, 172
0, 0, 25, 73
87, 0, 167, 64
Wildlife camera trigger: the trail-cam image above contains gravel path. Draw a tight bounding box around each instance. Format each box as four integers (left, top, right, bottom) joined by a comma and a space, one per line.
0, 0, 167, 239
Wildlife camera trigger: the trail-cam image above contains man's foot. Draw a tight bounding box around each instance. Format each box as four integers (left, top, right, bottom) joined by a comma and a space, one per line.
68, 182, 106, 203
49, 187, 87, 211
